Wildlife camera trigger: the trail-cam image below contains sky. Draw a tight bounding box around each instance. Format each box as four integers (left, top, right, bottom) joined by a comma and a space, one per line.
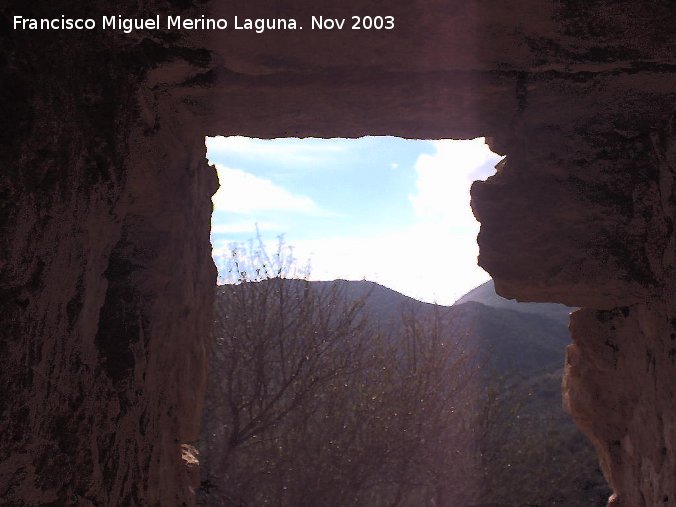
206, 136, 502, 305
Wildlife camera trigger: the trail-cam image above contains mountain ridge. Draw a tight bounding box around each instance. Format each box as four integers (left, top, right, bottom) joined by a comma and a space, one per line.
210, 277, 609, 506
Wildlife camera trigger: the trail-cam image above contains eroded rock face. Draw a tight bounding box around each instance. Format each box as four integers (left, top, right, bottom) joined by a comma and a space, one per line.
471, 75, 675, 506
1, 0, 674, 505
564, 305, 675, 507
0, 2, 217, 503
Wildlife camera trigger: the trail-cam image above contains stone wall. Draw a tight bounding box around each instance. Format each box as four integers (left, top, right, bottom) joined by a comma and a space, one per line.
1, 0, 674, 505
0, 2, 216, 504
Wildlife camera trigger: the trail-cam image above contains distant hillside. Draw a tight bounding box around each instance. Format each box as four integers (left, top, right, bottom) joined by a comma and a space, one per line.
308, 279, 570, 377
317, 279, 609, 506
448, 300, 570, 377
308, 279, 436, 326
454, 279, 573, 326
206, 278, 610, 507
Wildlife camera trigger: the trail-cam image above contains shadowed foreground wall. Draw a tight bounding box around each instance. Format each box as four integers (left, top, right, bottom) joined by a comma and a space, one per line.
1, 0, 674, 505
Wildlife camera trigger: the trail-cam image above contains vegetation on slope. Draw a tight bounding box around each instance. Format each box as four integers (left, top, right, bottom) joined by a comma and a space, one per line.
199, 240, 610, 506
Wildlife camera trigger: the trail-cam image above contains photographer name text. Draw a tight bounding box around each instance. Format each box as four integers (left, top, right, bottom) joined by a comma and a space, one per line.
13, 15, 395, 34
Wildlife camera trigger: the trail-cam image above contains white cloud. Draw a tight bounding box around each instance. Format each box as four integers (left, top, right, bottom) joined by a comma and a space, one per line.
211, 164, 324, 214
287, 138, 502, 304
209, 137, 502, 304
290, 223, 489, 306
409, 138, 502, 226
211, 221, 281, 235
206, 136, 345, 164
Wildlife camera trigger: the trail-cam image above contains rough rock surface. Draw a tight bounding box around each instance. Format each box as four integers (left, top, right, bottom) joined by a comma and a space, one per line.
1, 2, 217, 504
1, 0, 675, 505
564, 305, 675, 507
469, 7, 676, 501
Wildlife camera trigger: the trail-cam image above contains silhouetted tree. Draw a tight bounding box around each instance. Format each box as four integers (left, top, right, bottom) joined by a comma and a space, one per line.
199, 234, 511, 506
